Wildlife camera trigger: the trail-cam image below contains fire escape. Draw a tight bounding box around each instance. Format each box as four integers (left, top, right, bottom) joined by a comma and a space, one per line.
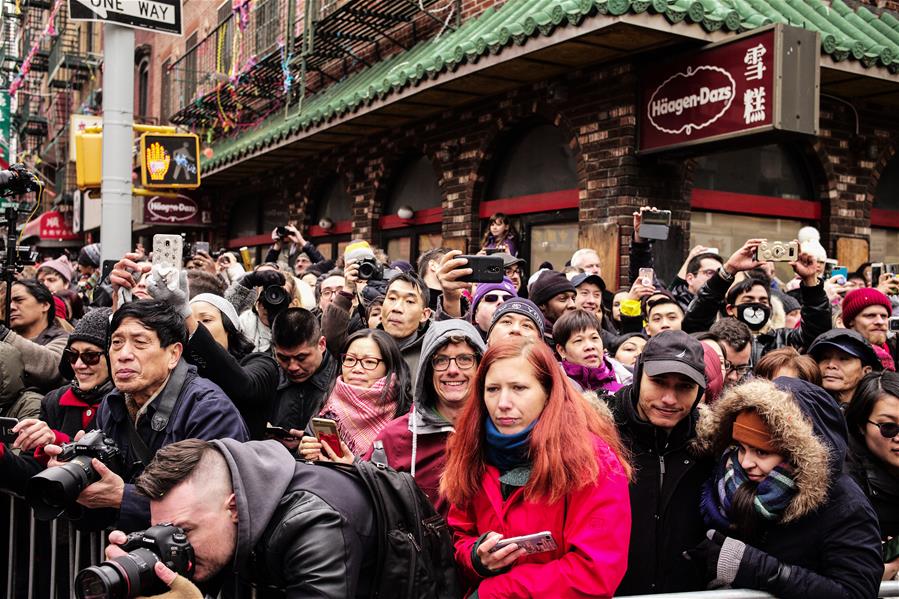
13, 3, 52, 158
167, 0, 460, 140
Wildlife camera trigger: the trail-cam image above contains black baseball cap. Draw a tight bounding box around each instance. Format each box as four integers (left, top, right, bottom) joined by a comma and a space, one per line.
571, 272, 607, 293
640, 330, 707, 388
808, 329, 883, 371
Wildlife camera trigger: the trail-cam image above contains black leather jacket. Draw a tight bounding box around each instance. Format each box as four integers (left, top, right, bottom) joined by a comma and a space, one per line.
682, 272, 832, 365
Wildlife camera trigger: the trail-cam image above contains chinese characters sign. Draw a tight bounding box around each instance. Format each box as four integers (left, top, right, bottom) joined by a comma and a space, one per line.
639, 25, 819, 154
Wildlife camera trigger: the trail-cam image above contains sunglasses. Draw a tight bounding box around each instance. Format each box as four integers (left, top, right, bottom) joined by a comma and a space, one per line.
63, 349, 104, 366
480, 293, 510, 304
868, 420, 899, 439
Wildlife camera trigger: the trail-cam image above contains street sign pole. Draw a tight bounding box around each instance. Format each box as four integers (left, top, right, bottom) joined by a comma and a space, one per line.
99, 23, 135, 263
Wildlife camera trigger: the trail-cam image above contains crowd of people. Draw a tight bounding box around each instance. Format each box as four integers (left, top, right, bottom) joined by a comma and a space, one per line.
0, 208, 897, 598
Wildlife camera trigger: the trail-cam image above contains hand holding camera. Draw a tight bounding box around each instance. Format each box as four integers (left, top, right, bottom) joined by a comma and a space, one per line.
723, 239, 766, 276
146, 265, 191, 318
241, 269, 285, 289
77, 525, 197, 599
10, 418, 56, 452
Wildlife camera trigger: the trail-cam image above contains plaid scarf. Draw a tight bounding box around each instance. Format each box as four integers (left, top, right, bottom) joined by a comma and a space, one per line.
319, 374, 398, 457
701, 446, 798, 529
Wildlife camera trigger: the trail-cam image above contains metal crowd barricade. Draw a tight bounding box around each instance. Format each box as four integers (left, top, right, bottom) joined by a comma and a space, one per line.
1, 490, 106, 599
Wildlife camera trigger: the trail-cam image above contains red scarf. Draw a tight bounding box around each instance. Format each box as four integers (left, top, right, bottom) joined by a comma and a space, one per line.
873, 343, 896, 372
319, 375, 398, 457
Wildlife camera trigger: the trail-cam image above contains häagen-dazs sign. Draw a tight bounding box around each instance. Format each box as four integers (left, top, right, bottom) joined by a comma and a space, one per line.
145, 194, 199, 224
638, 24, 819, 154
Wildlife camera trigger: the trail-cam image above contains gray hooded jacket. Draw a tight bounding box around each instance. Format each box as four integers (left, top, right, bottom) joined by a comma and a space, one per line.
0, 343, 42, 420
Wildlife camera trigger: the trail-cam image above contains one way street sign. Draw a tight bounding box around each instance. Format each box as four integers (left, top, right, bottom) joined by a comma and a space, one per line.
69, 0, 183, 36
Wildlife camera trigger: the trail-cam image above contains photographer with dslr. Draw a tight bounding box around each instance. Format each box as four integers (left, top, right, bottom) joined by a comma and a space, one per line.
99, 438, 376, 598
267, 224, 326, 274
682, 238, 831, 365
37, 300, 249, 532
226, 265, 295, 353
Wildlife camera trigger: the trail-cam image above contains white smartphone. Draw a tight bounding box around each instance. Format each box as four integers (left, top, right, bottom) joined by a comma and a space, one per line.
488, 531, 557, 555
152, 234, 183, 270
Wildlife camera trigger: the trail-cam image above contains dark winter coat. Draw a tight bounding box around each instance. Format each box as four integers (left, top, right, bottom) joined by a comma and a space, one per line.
682, 272, 832, 364
269, 350, 338, 432
185, 322, 280, 440
693, 377, 883, 599
214, 438, 376, 598
89, 360, 250, 531
610, 374, 712, 595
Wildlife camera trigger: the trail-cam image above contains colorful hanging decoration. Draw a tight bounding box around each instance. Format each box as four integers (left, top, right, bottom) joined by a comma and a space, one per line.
232, 0, 252, 33
9, 0, 65, 95
279, 38, 293, 95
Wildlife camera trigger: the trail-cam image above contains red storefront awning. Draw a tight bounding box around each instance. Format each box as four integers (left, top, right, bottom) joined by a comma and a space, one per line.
21, 210, 80, 242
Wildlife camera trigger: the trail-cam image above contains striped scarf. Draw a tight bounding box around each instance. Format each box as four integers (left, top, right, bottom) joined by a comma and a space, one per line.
319, 374, 398, 457
701, 446, 798, 529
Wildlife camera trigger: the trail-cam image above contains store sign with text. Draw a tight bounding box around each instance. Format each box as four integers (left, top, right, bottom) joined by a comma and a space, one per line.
638, 24, 819, 154
144, 194, 211, 226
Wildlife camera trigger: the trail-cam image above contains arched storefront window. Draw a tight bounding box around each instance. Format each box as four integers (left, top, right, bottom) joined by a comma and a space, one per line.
870, 154, 899, 262
482, 123, 579, 269
308, 175, 353, 260
690, 144, 819, 280
379, 155, 443, 264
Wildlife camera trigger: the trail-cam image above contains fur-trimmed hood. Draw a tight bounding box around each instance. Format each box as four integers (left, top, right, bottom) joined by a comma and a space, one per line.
693, 376, 848, 522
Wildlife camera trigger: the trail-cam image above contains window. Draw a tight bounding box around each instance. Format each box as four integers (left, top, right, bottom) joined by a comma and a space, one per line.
217, 1, 234, 71
160, 58, 171, 122
254, 0, 279, 54
380, 156, 443, 264
481, 123, 579, 265
308, 176, 353, 260
871, 154, 899, 260
183, 32, 198, 106
137, 58, 150, 119
690, 144, 819, 280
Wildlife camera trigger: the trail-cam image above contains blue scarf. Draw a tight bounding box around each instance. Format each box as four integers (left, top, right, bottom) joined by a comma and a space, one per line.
484, 417, 536, 472
700, 446, 798, 530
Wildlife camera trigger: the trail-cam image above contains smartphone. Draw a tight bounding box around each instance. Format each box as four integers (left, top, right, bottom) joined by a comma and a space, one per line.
457, 255, 504, 283
637, 209, 672, 240
0, 416, 18, 444
489, 531, 557, 555
872, 263, 884, 286
101, 259, 118, 283
884, 536, 899, 563
193, 241, 210, 257
483, 248, 504, 256
823, 258, 838, 279
889, 317, 899, 332
311, 417, 344, 458
152, 234, 183, 270
265, 425, 296, 440
639, 267, 655, 287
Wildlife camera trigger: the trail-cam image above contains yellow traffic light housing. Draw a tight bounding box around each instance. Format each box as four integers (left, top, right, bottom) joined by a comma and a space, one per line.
75, 132, 103, 188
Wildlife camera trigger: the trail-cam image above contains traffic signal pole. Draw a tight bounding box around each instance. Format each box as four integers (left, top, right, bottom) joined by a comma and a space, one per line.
99, 23, 135, 263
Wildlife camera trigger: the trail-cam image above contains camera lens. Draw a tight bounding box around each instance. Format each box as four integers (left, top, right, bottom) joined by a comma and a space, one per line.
75, 549, 162, 599
27, 455, 98, 520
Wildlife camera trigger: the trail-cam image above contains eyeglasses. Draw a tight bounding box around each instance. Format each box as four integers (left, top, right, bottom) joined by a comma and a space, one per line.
342, 355, 384, 370
431, 354, 477, 371
726, 363, 752, 376
320, 289, 339, 298
480, 294, 510, 304
868, 420, 899, 439
505, 267, 521, 276
63, 349, 104, 366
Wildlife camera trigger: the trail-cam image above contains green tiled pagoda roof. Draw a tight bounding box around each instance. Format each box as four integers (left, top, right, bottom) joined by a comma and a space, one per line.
203, 0, 899, 171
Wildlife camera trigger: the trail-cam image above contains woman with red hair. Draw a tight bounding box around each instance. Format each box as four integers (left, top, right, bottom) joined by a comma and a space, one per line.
441, 339, 632, 598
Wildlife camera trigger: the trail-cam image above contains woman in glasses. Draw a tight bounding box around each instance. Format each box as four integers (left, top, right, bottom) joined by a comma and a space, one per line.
845, 371, 899, 580
300, 329, 412, 460
0, 308, 114, 494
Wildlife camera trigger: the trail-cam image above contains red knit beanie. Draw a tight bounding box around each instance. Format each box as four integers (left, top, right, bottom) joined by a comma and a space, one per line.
841, 288, 892, 325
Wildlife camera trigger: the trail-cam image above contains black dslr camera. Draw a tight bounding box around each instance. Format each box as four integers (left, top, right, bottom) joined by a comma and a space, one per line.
356, 257, 383, 281
75, 523, 196, 599
0, 163, 42, 198
26, 429, 124, 521
260, 284, 291, 322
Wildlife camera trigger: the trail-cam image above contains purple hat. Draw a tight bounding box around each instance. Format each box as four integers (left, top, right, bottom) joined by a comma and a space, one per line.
39, 255, 74, 283
472, 277, 518, 314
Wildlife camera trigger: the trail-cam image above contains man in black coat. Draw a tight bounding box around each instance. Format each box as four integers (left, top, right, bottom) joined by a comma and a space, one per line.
109, 438, 376, 598
610, 330, 712, 595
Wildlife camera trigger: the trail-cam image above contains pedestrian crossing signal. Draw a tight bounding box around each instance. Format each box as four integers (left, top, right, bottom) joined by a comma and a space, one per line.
139, 133, 201, 189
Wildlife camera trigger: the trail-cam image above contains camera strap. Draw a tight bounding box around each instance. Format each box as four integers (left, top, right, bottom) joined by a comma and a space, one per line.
125, 414, 154, 467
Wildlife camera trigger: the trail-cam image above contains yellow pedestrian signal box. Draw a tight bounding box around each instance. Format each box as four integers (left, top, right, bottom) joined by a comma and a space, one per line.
140, 133, 201, 189
75, 133, 103, 188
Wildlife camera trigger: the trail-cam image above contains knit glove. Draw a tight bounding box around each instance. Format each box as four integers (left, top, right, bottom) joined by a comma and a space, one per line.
0, 323, 9, 340
239, 269, 285, 289
683, 529, 747, 587
146, 266, 191, 318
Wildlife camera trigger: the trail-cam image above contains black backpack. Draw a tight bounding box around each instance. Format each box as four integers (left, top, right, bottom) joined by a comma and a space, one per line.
317, 449, 462, 599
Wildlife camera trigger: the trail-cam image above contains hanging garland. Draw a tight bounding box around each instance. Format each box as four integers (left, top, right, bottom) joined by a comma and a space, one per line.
8, 0, 65, 95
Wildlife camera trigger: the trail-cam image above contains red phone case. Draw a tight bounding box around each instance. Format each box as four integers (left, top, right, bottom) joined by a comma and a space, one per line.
319, 432, 344, 458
